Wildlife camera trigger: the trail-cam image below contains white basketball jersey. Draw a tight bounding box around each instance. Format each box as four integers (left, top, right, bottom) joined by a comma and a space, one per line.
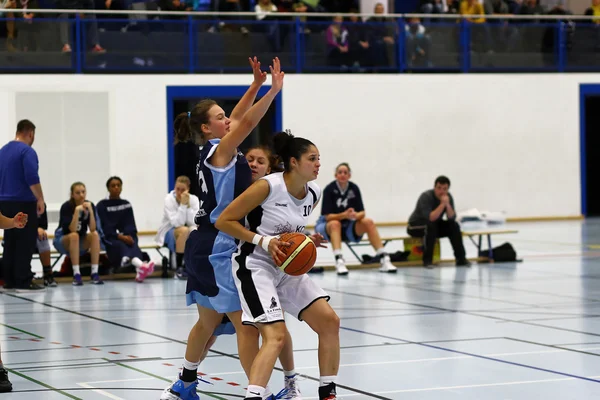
246, 172, 320, 259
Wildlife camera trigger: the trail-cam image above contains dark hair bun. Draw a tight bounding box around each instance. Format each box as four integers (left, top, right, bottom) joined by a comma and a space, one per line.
272, 130, 294, 161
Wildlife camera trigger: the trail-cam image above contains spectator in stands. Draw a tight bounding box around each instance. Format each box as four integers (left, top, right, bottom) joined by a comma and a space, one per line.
315, 163, 397, 275
94, 0, 127, 31
254, 0, 280, 49
37, 204, 57, 287
519, 0, 545, 22
321, 0, 358, 13
97, 176, 154, 283
158, 0, 191, 19
484, 0, 519, 52
584, 0, 600, 49
346, 9, 371, 70
460, 0, 491, 52
155, 175, 199, 280
2, 0, 16, 52
367, 2, 396, 68
57, 0, 106, 53
446, 0, 460, 14
53, 181, 104, 286
326, 15, 351, 70
255, 0, 278, 20
209, 0, 249, 34
407, 175, 470, 268
273, 0, 293, 12
405, 17, 432, 67
419, 0, 445, 15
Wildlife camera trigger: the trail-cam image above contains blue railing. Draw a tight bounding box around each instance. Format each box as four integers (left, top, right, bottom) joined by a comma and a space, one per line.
1, 11, 599, 73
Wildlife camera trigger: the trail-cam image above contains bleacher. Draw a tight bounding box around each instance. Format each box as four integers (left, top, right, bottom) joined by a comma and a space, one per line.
2, 9, 600, 73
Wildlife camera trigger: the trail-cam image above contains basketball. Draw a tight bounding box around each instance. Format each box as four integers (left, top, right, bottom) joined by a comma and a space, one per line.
275, 232, 317, 276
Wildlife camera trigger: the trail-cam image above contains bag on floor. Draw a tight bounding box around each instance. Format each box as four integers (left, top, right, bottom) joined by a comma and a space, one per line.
479, 242, 517, 262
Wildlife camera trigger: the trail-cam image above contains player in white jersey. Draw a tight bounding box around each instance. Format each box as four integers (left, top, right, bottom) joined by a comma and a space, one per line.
216, 131, 341, 400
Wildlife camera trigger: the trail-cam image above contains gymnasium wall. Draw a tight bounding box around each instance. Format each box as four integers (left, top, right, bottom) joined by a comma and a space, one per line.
0, 73, 589, 232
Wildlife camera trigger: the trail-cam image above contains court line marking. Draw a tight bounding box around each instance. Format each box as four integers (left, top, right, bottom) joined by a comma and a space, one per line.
7, 367, 82, 399
76, 383, 125, 400
300, 374, 600, 398
340, 326, 600, 384
5, 293, 392, 400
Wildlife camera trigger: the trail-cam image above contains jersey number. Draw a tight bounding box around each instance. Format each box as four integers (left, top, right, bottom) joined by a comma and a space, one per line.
336, 198, 349, 209
303, 205, 312, 217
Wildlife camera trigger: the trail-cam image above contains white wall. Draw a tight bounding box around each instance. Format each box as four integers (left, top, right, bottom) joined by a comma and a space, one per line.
0, 73, 589, 232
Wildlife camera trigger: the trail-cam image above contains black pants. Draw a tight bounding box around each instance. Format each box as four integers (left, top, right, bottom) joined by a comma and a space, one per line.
407, 220, 466, 264
0, 201, 37, 288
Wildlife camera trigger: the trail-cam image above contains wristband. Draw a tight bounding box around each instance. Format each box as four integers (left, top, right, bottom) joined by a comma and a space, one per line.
251, 234, 262, 245
261, 236, 275, 252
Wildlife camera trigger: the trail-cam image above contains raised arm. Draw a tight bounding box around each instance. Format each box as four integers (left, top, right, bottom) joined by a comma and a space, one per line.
211, 58, 284, 168
228, 57, 267, 125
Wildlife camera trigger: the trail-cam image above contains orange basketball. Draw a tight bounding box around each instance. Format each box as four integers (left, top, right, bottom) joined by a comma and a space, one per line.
274, 233, 317, 276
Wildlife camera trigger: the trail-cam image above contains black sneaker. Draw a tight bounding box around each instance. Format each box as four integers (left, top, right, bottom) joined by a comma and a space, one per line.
456, 259, 472, 267
0, 368, 13, 392
175, 267, 188, 280
16, 282, 46, 293
318, 382, 337, 400
44, 275, 58, 287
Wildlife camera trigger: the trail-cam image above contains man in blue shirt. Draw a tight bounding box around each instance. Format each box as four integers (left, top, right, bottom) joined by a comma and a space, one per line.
0, 119, 46, 291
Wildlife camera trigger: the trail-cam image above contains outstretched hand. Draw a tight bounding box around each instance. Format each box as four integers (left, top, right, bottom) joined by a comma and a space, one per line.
249, 56, 267, 85
269, 57, 284, 93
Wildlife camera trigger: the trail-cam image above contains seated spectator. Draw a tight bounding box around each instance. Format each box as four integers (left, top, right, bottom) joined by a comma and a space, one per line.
585, 0, 600, 50
97, 176, 155, 283
407, 176, 470, 268
405, 17, 432, 67
2, 0, 16, 52
315, 163, 397, 275
460, 0, 491, 52
37, 204, 57, 287
53, 182, 104, 286
155, 175, 199, 280
56, 0, 106, 53
255, 0, 278, 20
419, 0, 445, 14
519, 0, 545, 22
346, 9, 371, 70
326, 15, 351, 69
483, 0, 518, 52
367, 2, 396, 68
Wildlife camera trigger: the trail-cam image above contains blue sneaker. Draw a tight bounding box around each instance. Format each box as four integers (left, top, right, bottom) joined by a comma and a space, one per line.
160, 378, 199, 400
90, 273, 104, 285
72, 274, 83, 286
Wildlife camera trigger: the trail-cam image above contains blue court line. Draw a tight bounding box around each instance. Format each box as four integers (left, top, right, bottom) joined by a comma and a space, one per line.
340, 326, 600, 384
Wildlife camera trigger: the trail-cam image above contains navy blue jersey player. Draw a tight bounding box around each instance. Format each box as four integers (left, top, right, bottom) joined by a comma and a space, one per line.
315, 163, 397, 275
161, 58, 298, 400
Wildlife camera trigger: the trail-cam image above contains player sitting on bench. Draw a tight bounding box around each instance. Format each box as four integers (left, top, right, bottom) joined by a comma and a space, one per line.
315, 163, 397, 275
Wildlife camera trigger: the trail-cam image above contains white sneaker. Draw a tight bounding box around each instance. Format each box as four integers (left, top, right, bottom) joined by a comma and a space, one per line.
335, 259, 349, 275
379, 256, 397, 273
280, 375, 302, 399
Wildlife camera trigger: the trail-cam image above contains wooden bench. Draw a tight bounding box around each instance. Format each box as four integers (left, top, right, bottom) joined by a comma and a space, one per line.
344, 229, 519, 264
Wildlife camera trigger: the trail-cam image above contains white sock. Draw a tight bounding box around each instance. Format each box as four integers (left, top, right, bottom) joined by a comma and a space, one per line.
284, 369, 296, 378
263, 386, 272, 399
333, 249, 342, 257
72, 265, 81, 275
182, 358, 200, 371
376, 247, 387, 256
131, 257, 143, 270
121, 256, 130, 267
246, 385, 265, 399
319, 375, 337, 387
91, 264, 99, 275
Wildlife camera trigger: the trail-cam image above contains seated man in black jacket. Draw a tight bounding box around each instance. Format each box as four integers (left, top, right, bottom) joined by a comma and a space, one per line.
407, 176, 470, 268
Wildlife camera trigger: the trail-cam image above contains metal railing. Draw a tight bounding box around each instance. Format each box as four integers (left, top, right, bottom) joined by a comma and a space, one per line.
0, 10, 598, 73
